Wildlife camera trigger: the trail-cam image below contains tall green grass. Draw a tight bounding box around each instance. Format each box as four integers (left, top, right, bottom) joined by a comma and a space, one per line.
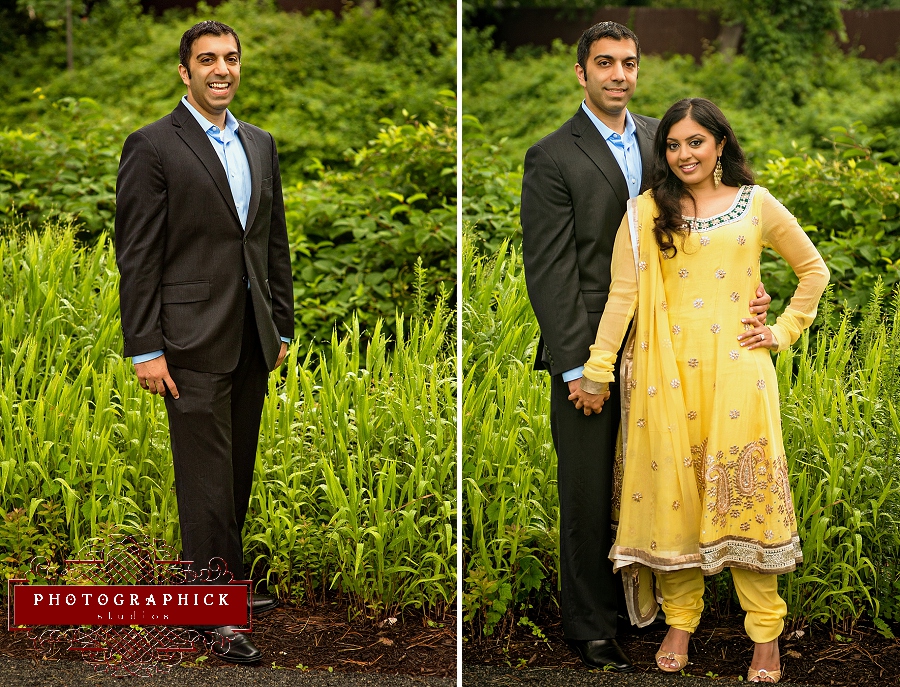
0, 224, 456, 618
463, 235, 900, 637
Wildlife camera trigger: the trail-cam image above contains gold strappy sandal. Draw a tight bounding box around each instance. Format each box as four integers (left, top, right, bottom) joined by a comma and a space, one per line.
747, 667, 782, 683
655, 650, 688, 673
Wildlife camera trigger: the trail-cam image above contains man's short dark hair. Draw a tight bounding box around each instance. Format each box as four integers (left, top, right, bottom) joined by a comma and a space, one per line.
577, 21, 640, 73
179, 21, 242, 76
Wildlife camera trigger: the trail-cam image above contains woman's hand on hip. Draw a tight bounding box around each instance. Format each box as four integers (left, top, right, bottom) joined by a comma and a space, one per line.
737, 323, 778, 351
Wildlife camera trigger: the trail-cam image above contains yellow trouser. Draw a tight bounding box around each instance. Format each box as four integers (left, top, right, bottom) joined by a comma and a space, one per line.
656, 567, 786, 643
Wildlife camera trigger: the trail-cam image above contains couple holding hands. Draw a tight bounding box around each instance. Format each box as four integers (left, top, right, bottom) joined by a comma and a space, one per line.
521, 21, 829, 683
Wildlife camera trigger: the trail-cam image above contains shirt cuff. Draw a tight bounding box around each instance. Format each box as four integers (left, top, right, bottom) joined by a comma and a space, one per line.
132, 350, 164, 364
280, 337, 291, 344
561, 366, 584, 382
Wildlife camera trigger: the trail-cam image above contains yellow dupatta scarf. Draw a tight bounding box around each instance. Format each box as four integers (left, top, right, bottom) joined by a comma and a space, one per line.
613, 194, 705, 625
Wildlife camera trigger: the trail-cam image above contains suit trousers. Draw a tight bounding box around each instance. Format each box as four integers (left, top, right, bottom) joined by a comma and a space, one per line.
164, 292, 269, 583
551, 371, 623, 640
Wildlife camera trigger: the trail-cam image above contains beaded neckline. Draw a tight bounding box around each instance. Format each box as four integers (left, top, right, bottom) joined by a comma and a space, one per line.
682, 185, 755, 233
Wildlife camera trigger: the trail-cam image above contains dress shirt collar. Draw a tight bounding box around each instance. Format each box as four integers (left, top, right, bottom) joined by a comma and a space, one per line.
581, 101, 636, 144
181, 95, 239, 139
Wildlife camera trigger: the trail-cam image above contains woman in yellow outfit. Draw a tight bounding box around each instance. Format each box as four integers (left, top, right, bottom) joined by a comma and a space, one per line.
576, 98, 829, 683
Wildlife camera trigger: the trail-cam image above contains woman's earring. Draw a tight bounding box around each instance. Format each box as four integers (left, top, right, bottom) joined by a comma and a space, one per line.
714, 157, 723, 189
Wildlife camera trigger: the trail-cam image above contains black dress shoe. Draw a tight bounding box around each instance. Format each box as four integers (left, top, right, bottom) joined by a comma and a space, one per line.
250, 593, 280, 616
205, 625, 262, 664
567, 638, 635, 672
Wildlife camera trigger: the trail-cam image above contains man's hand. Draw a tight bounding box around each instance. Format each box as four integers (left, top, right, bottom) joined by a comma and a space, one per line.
275, 342, 288, 368
134, 355, 179, 399
743, 282, 771, 327
567, 378, 610, 416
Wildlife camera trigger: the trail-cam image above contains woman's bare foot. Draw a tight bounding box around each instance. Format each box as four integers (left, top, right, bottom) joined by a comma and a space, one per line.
749, 639, 780, 682
657, 627, 691, 670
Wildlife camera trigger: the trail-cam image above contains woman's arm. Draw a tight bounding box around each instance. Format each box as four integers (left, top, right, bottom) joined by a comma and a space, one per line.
580, 209, 640, 395
759, 189, 830, 351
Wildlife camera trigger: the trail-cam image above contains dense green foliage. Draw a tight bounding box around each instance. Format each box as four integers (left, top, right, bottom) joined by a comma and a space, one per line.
0, 225, 456, 616
0, 0, 456, 342
285, 109, 456, 343
2, 0, 455, 176
757, 126, 900, 314
463, 35, 900, 170
462, 237, 900, 637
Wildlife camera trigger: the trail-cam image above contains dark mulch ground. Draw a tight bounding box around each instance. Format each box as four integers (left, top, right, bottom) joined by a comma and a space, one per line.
0, 601, 456, 677
464, 606, 900, 686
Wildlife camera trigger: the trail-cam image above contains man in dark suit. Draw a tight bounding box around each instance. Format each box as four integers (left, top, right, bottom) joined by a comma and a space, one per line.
521, 21, 768, 671
115, 21, 294, 664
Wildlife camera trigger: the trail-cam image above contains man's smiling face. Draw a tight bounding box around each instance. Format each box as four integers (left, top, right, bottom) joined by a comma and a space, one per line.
178, 34, 241, 124
575, 37, 639, 121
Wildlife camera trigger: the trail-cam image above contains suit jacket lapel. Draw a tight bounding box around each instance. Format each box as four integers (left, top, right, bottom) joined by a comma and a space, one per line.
238, 122, 261, 232
171, 102, 242, 229
634, 115, 656, 193
571, 107, 628, 207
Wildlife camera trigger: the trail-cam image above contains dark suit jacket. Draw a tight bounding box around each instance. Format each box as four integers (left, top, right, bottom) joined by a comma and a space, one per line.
521, 106, 659, 376
115, 101, 294, 374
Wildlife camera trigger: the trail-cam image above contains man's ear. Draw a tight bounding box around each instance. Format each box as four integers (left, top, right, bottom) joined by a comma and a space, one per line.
178, 63, 190, 86
574, 63, 586, 87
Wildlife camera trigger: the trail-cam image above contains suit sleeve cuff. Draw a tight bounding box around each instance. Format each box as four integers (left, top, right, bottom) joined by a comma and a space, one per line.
561, 366, 584, 382
132, 350, 164, 364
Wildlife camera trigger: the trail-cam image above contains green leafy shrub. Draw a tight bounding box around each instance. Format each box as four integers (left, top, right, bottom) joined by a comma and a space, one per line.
757, 126, 900, 314
0, 503, 66, 584
0, 97, 123, 241
462, 236, 558, 636
461, 115, 523, 254
284, 107, 457, 343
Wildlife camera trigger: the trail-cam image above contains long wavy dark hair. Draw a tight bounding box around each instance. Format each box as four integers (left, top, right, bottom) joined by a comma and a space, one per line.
649, 98, 754, 257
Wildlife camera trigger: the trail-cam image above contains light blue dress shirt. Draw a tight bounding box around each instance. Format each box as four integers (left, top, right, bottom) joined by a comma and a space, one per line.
562, 103, 643, 383
181, 95, 252, 230
132, 98, 288, 365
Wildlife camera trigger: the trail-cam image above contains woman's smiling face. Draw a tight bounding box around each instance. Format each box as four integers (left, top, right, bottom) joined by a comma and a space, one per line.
665, 115, 725, 189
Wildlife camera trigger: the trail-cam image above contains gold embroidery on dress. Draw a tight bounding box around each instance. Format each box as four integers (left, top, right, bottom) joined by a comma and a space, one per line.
706, 458, 731, 522
737, 441, 765, 496
691, 439, 708, 496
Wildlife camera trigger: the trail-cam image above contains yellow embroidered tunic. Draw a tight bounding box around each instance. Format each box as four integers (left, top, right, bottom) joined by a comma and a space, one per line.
582, 186, 829, 575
